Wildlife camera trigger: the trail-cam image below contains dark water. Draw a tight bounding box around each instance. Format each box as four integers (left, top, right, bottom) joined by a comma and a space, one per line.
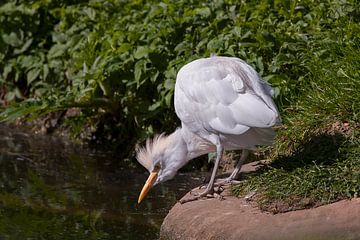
0, 125, 203, 239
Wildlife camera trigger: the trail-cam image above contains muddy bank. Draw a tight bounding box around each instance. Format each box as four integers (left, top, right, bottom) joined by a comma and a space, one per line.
160, 190, 360, 240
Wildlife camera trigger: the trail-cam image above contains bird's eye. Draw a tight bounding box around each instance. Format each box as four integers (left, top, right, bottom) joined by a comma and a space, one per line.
153, 163, 161, 172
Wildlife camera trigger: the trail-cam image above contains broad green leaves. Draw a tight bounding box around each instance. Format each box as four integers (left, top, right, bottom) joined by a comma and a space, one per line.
0, 0, 359, 160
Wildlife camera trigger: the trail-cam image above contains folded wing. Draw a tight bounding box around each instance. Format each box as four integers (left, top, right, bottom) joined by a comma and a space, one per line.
174, 57, 279, 136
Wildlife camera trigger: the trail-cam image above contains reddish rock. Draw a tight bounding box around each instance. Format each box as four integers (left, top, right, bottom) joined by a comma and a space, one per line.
160, 193, 360, 240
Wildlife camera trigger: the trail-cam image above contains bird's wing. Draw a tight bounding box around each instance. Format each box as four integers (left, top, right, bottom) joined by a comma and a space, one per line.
174, 57, 279, 136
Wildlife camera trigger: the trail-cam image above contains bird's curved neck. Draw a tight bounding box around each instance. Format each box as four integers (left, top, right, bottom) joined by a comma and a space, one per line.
179, 126, 216, 160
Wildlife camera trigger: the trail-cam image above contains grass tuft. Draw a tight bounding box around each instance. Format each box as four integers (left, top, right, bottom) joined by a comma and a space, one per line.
232, 16, 360, 211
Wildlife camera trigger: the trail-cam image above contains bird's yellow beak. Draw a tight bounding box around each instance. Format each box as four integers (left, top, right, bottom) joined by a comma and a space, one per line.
138, 171, 158, 204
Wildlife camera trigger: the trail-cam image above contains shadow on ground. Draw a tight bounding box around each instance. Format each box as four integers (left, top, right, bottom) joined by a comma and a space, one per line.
231, 132, 353, 213
269, 133, 346, 171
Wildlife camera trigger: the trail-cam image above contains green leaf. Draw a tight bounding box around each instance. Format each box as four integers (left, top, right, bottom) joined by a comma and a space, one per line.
2, 32, 22, 47
134, 46, 149, 59
194, 7, 211, 17
5, 91, 15, 102
43, 64, 49, 80
207, 38, 223, 52
84, 7, 96, 21
164, 78, 174, 90
48, 44, 66, 59
27, 68, 40, 84
18, 55, 37, 69
3, 64, 12, 79
164, 92, 172, 107
14, 38, 33, 55
117, 43, 132, 54
134, 60, 144, 83
148, 102, 160, 111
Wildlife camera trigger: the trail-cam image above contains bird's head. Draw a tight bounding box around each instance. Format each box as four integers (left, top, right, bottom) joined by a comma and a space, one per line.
135, 131, 188, 204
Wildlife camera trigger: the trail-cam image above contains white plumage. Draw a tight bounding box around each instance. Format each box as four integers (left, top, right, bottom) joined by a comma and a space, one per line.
137, 56, 280, 204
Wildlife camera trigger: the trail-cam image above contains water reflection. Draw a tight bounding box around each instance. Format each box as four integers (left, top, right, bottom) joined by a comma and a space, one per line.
0, 125, 203, 239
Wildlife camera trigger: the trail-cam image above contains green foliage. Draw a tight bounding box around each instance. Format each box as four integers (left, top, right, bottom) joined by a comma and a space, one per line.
0, 0, 359, 165
232, 2, 360, 210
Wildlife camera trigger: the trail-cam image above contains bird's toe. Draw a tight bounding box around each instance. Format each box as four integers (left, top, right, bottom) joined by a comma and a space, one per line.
179, 186, 225, 204
214, 178, 241, 187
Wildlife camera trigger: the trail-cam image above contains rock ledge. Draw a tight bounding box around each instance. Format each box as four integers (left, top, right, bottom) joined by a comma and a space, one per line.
160, 191, 360, 240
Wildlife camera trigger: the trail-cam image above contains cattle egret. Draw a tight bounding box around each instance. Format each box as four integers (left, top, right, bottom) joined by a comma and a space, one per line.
137, 56, 280, 204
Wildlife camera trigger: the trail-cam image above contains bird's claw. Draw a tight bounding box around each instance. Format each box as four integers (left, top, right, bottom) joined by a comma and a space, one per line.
198, 178, 239, 190
179, 193, 211, 204
180, 186, 224, 204
198, 183, 209, 189
214, 192, 224, 201
214, 178, 241, 187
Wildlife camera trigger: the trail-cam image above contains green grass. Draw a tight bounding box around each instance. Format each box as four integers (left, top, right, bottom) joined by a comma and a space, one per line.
232, 19, 360, 211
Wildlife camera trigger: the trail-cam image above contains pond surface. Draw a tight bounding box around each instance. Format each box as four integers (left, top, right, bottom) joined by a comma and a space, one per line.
0, 125, 204, 239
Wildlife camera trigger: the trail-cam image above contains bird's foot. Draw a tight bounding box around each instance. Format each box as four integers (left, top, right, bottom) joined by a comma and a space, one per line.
180, 186, 224, 204
198, 178, 240, 189
214, 178, 241, 187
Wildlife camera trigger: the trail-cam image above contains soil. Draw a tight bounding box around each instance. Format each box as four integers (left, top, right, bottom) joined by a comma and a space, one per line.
160, 161, 360, 240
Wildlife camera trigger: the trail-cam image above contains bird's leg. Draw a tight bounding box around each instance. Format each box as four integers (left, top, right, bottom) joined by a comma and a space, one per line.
214, 149, 249, 186
180, 145, 224, 204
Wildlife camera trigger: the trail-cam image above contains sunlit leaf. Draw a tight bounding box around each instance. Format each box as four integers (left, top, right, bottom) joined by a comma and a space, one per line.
48, 44, 66, 59
2, 32, 22, 47
27, 68, 40, 84
134, 46, 149, 59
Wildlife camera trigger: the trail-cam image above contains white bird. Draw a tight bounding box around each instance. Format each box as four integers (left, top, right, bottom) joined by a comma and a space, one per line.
136, 56, 280, 204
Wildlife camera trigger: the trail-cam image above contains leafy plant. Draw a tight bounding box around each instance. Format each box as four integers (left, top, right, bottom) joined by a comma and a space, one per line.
0, 0, 359, 166
232, 0, 360, 210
